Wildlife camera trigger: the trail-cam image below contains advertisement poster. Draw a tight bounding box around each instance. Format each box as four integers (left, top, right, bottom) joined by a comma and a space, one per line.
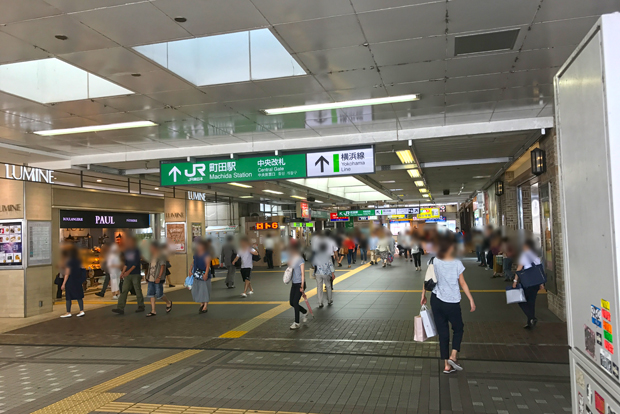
28, 221, 52, 266
191, 223, 202, 240
0, 220, 23, 267
166, 222, 186, 253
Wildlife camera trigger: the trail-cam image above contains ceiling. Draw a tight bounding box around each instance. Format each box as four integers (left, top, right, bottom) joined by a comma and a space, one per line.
0, 0, 617, 204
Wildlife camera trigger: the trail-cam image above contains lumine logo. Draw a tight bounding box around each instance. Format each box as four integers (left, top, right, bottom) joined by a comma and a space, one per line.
187, 191, 206, 201
95, 216, 115, 225
1, 204, 22, 213
4, 164, 53, 183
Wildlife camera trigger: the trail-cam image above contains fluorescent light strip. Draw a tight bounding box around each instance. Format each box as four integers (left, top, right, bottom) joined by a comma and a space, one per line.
314, 200, 323, 203
419, 188, 429, 193
229, 182, 253, 188
396, 150, 414, 165
240, 195, 253, 198
291, 195, 306, 200
263, 189, 284, 195
34, 121, 157, 136
414, 180, 425, 187
423, 194, 430, 198
380, 180, 396, 184
263, 94, 420, 115
408, 169, 421, 178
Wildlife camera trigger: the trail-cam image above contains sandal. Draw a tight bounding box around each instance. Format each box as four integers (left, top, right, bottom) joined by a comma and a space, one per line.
166, 302, 173, 313
146, 312, 157, 317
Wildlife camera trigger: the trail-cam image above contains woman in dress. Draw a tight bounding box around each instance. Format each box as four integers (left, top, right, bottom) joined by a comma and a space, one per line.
107, 244, 122, 299
60, 245, 85, 318
190, 240, 212, 314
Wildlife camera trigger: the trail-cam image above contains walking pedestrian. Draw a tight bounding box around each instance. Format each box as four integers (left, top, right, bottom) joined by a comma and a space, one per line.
95, 243, 110, 298
343, 235, 355, 268
500, 237, 516, 282
221, 235, 237, 288
232, 237, 259, 298
145, 242, 172, 317
288, 243, 308, 329
377, 230, 392, 267
358, 234, 369, 264
107, 244, 122, 299
191, 240, 212, 314
264, 234, 275, 269
313, 236, 335, 308
112, 236, 145, 315
513, 239, 543, 329
421, 236, 476, 374
412, 239, 423, 271
60, 246, 85, 318
368, 230, 379, 265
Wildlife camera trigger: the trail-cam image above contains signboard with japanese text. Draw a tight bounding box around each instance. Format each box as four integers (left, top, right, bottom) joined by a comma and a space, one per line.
330, 213, 349, 222
417, 208, 440, 220
160, 154, 306, 186
337, 209, 375, 217
306, 147, 375, 178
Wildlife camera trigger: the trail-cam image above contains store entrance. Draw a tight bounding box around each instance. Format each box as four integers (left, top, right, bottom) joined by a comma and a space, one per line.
59, 210, 158, 295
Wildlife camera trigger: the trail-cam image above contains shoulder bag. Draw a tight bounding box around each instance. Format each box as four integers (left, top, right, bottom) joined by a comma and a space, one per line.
517, 262, 547, 288
424, 257, 437, 291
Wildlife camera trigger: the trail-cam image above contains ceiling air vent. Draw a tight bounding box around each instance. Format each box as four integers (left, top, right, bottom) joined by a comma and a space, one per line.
454, 29, 520, 56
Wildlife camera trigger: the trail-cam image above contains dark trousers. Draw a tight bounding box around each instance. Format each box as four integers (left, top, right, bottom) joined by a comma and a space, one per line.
485, 250, 493, 268
431, 293, 465, 360
290, 282, 307, 323
413, 252, 422, 267
266, 249, 274, 269
360, 248, 367, 261
347, 251, 353, 264
98, 273, 110, 296
67, 298, 84, 312
56, 284, 63, 299
353, 246, 357, 263
476, 245, 482, 262
519, 285, 539, 321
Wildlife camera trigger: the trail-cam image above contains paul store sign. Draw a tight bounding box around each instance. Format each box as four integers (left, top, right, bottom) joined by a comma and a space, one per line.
3, 164, 53, 183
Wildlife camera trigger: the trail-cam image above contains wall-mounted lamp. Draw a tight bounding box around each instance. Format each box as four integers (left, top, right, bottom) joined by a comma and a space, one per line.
531, 148, 546, 176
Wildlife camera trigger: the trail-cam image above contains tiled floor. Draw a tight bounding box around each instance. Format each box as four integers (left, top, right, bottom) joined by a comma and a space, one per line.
0, 256, 571, 413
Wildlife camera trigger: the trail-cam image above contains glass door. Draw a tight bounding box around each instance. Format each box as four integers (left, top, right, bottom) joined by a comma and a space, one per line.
539, 183, 556, 293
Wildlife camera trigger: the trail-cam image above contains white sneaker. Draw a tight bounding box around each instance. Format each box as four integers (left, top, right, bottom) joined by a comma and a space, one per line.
248, 290, 254, 295
290, 322, 300, 330
241, 293, 247, 298
302, 314, 308, 323
60, 313, 71, 318
77, 311, 85, 317
112, 295, 119, 299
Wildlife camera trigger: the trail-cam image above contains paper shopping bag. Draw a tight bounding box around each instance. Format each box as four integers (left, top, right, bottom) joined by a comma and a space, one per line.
420, 305, 437, 338
414, 315, 427, 342
506, 285, 527, 304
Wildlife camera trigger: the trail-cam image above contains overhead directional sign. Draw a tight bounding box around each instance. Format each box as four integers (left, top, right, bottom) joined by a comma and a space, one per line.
160, 154, 306, 186
397, 207, 420, 215
306, 147, 375, 178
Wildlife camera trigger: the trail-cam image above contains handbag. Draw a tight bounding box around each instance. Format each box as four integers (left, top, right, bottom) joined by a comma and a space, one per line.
54, 273, 64, 286
193, 269, 205, 280
517, 263, 547, 288
506, 284, 527, 304
184, 275, 194, 290
420, 305, 437, 338
424, 257, 437, 291
283, 267, 293, 284
414, 315, 427, 342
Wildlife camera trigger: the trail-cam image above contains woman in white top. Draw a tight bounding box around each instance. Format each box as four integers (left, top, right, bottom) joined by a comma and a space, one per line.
232, 237, 259, 298
512, 239, 543, 329
107, 244, 122, 299
421, 236, 475, 374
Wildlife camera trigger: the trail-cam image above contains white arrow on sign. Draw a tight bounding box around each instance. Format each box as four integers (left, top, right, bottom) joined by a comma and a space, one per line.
169, 166, 182, 182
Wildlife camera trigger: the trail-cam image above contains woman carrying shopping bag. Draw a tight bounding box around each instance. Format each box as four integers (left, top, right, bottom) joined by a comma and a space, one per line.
421, 236, 475, 374
513, 239, 544, 329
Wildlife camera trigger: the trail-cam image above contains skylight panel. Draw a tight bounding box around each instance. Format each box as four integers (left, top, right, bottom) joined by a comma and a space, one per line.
0, 58, 133, 104
133, 29, 305, 87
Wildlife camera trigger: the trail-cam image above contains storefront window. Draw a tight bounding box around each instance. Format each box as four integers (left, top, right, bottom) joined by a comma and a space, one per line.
531, 183, 541, 249
540, 183, 556, 293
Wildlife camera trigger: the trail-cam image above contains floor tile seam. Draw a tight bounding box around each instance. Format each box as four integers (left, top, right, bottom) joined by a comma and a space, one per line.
203, 362, 426, 377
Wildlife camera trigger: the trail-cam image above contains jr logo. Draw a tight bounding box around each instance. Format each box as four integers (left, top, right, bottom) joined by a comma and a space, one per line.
95, 216, 115, 225
185, 164, 206, 177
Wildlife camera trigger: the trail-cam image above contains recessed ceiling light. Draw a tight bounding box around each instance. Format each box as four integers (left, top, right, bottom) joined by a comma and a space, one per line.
96, 179, 102, 182
398, 194, 405, 197
240, 195, 253, 198
396, 150, 414, 164
34, 121, 157, 136
154, 187, 159, 190
55, 35, 68, 40
422, 194, 430, 198
380, 180, 396, 184
174, 17, 187, 22
414, 180, 424, 187
314, 200, 323, 203
263, 94, 420, 115
291, 195, 306, 200
408, 169, 421, 178
473, 175, 491, 179
419, 188, 429, 193
263, 189, 284, 195
390, 188, 403, 191
229, 182, 252, 188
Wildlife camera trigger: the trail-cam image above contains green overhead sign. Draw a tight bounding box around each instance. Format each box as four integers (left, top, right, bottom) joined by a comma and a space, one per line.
337, 209, 376, 217
160, 154, 306, 186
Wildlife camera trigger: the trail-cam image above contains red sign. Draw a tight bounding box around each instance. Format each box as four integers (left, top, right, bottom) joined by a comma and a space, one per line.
299, 202, 310, 219
330, 212, 349, 222
254, 222, 279, 230
595, 391, 605, 414
603, 309, 611, 321
605, 340, 614, 354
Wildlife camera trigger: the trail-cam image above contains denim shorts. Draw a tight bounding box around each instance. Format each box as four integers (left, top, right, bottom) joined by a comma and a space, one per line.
146, 281, 164, 299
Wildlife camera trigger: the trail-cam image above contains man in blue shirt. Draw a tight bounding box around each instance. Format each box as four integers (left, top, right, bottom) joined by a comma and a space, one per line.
113, 236, 145, 314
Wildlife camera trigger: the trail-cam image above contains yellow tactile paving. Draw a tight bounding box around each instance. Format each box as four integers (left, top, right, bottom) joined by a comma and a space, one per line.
219, 263, 371, 338
32, 350, 202, 414
95, 403, 317, 414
